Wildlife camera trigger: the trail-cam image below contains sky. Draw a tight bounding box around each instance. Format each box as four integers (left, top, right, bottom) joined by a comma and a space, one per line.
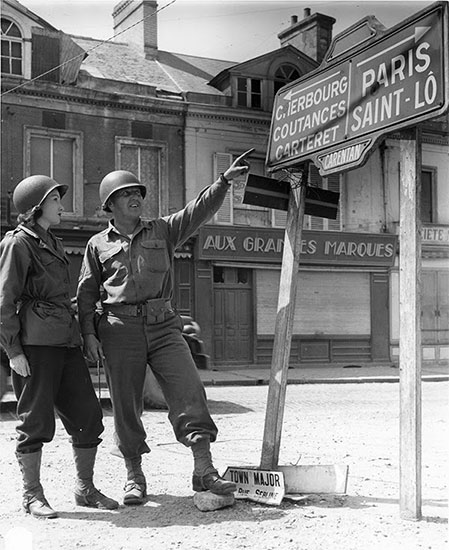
18, 0, 432, 62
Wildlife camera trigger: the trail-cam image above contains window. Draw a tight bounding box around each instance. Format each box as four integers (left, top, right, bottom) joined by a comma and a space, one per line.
1, 18, 22, 75
237, 77, 262, 109
25, 127, 83, 216
421, 168, 436, 223
212, 152, 342, 230
116, 137, 168, 218
274, 64, 300, 94
213, 152, 271, 227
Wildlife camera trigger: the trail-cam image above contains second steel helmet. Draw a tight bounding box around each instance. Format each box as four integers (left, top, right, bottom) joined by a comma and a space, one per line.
99, 170, 147, 212
13, 175, 68, 214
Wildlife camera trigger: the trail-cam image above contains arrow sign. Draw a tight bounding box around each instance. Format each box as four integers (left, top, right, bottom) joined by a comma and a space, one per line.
266, 2, 448, 176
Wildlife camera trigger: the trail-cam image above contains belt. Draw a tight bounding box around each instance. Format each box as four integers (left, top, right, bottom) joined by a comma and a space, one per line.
104, 299, 173, 324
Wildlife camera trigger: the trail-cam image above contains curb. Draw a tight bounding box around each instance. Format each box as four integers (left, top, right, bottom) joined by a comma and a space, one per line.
2, 375, 448, 414
202, 375, 449, 386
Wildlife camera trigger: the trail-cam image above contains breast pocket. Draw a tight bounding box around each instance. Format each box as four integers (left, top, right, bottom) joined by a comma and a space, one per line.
38, 250, 65, 278
139, 240, 169, 273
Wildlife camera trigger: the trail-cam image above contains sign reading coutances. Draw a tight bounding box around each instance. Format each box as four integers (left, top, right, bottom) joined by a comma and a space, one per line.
197, 227, 398, 266
266, 2, 448, 175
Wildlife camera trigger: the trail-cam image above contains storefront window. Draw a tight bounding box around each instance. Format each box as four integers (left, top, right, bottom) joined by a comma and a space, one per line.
237, 268, 249, 284
213, 266, 225, 283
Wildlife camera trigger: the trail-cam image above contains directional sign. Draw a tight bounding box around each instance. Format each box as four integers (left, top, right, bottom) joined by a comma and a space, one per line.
242, 173, 339, 219
267, 2, 449, 175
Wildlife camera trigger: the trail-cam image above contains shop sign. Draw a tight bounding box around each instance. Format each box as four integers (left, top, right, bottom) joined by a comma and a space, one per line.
422, 225, 449, 244
266, 2, 448, 175
197, 226, 398, 266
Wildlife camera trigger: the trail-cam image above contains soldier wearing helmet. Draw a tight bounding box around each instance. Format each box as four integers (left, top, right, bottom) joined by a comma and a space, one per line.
77, 150, 253, 505
0, 175, 118, 518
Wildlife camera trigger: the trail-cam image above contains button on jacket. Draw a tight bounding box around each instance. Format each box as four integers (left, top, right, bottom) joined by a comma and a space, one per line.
77, 180, 230, 335
0, 224, 81, 359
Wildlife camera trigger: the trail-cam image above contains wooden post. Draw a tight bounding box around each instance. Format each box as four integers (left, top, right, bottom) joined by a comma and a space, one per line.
260, 174, 307, 470
399, 127, 422, 520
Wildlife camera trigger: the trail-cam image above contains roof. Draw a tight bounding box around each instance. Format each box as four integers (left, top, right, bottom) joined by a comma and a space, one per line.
4, 0, 59, 32
71, 35, 235, 96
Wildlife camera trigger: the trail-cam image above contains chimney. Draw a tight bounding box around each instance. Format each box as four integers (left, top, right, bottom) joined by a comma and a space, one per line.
112, 0, 158, 58
278, 8, 335, 63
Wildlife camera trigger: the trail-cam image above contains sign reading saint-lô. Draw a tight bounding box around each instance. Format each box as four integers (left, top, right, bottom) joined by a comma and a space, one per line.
267, 2, 448, 175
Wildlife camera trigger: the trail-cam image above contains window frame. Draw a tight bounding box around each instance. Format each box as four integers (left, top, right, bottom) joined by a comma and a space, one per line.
236, 76, 263, 109
115, 136, 169, 217
1, 17, 23, 76
273, 63, 301, 95
421, 165, 437, 224
24, 126, 83, 218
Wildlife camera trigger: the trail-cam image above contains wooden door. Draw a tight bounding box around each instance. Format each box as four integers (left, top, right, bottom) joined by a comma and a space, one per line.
213, 267, 253, 363
422, 270, 449, 344
437, 271, 449, 344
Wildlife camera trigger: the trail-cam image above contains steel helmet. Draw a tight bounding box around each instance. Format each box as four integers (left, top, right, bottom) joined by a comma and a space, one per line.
13, 175, 68, 214
99, 170, 146, 212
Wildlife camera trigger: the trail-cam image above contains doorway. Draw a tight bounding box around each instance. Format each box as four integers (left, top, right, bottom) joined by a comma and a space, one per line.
422, 270, 449, 345
212, 266, 253, 364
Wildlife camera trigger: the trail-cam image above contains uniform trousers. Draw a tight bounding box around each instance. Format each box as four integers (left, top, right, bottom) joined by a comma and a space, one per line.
12, 346, 104, 453
97, 311, 218, 459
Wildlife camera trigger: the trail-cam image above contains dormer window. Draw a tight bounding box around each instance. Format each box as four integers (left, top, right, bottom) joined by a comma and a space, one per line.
274, 64, 300, 94
237, 77, 262, 109
1, 18, 23, 75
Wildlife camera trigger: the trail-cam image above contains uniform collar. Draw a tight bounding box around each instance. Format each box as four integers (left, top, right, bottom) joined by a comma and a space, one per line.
18, 224, 66, 260
106, 218, 150, 239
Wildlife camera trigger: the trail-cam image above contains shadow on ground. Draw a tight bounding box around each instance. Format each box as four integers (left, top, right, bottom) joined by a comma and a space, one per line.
56, 495, 285, 528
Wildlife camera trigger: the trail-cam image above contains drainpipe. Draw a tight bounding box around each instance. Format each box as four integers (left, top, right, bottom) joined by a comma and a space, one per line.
379, 141, 388, 232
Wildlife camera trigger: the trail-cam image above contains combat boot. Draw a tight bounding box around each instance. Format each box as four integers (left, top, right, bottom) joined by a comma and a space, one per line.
73, 446, 119, 510
124, 456, 147, 505
191, 438, 236, 495
16, 450, 58, 519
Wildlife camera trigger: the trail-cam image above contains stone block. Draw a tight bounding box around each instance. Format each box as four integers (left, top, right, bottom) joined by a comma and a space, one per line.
193, 491, 235, 512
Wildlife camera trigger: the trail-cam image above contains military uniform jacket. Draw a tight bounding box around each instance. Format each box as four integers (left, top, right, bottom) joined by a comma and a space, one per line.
77, 179, 230, 336
0, 224, 82, 359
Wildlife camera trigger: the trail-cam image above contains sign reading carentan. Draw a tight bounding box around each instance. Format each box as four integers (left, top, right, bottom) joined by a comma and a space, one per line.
198, 227, 398, 266
267, 2, 448, 175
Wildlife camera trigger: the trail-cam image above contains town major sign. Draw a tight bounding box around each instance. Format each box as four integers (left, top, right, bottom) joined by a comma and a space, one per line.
267, 1, 449, 176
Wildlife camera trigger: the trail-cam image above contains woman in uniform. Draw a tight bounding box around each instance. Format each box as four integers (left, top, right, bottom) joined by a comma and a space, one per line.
0, 175, 118, 518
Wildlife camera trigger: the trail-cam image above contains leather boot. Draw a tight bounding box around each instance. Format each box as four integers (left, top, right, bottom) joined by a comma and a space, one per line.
123, 456, 147, 505
73, 446, 119, 510
16, 450, 58, 518
191, 439, 236, 495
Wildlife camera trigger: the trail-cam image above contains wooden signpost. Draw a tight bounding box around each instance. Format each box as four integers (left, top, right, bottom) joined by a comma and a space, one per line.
260, 174, 307, 470
261, 2, 448, 517
399, 128, 423, 520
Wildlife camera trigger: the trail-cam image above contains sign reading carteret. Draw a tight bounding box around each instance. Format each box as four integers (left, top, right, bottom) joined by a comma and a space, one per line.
267, 2, 449, 175
223, 467, 285, 505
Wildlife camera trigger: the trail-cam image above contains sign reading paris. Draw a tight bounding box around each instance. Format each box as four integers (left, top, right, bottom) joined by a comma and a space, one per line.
266, 2, 448, 175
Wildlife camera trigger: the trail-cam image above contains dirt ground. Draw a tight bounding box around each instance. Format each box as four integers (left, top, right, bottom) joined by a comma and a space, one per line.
0, 382, 447, 550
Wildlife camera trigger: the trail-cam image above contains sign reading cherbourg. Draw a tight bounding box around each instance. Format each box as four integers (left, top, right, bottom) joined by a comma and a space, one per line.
267, 2, 448, 175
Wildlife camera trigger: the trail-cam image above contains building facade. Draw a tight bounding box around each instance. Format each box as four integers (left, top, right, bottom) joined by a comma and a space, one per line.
1, 0, 448, 368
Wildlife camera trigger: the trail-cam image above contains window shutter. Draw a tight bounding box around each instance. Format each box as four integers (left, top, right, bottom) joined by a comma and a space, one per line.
31, 29, 60, 82
213, 153, 233, 224
272, 209, 287, 228
307, 164, 324, 230
326, 173, 342, 231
